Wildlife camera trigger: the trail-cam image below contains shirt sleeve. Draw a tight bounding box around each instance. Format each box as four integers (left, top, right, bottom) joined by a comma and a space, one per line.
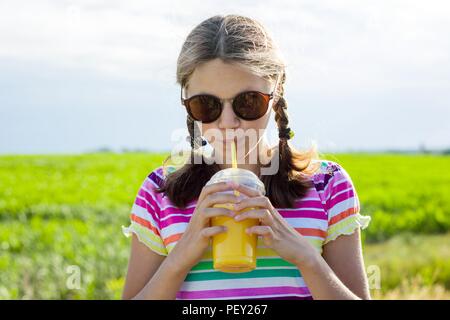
323, 161, 371, 245
122, 172, 168, 256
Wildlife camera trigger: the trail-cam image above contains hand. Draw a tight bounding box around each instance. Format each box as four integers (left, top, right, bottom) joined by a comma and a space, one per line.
169, 181, 242, 272
231, 183, 319, 267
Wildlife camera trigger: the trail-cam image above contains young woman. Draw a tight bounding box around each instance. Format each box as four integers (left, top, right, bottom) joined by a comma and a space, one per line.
122, 14, 371, 300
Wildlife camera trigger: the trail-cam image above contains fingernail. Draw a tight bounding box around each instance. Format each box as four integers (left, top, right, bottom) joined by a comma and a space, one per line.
234, 215, 241, 221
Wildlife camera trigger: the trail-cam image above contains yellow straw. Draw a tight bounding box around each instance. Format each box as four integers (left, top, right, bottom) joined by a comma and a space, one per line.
231, 140, 237, 169
231, 140, 240, 197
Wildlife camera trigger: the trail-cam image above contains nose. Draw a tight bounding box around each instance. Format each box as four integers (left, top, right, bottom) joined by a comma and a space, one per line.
218, 100, 240, 129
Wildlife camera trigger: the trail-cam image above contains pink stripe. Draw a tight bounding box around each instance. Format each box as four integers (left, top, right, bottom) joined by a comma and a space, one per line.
293, 200, 324, 209
331, 179, 353, 196
327, 189, 355, 210
323, 171, 349, 199
159, 215, 192, 229
134, 198, 160, 224
137, 188, 161, 213
160, 205, 197, 216
278, 210, 327, 220
322, 172, 342, 199
176, 286, 311, 299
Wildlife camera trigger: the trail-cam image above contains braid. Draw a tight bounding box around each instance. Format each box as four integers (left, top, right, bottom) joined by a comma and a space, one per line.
273, 97, 292, 176
260, 74, 313, 208
187, 115, 204, 149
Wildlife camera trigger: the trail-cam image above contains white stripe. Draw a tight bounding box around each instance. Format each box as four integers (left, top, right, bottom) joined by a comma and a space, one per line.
328, 197, 355, 218
278, 207, 324, 212
161, 221, 188, 235
283, 217, 327, 228
180, 275, 306, 291
131, 204, 160, 230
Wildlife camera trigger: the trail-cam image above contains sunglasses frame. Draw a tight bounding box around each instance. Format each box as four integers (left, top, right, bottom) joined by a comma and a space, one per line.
181, 74, 281, 123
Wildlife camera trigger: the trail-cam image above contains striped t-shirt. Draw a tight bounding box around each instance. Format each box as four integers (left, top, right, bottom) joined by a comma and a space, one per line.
122, 159, 371, 300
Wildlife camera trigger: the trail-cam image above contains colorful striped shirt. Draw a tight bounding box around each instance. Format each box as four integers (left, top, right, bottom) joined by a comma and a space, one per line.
122, 159, 371, 299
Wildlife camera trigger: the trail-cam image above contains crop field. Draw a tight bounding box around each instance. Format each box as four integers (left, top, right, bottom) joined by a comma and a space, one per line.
0, 153, 448, 299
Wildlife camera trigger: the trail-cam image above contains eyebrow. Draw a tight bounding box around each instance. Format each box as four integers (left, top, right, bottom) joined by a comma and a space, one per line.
187, 87, 267, 99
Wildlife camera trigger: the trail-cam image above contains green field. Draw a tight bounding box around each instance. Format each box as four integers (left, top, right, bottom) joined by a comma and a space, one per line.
0, 153, 449, 299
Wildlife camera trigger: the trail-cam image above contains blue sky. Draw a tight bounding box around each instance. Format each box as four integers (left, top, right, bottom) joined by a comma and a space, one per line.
0, 0, 449, 154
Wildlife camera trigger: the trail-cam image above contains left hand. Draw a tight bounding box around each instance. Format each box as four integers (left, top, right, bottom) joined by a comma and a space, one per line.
230, 182, 319, 267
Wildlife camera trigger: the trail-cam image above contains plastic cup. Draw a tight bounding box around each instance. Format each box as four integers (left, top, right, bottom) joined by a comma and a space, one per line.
205, 168, 266, 273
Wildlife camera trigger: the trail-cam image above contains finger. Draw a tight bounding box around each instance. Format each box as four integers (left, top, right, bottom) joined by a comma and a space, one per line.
231, 182, 263, 197
198, 181, 234, 204
234, 196, 272, 212
201, 226, 227, 238
246, 225, 274, 237
234, 209, 273, 225
203, 207, 234, 219
202, 192, 242, 209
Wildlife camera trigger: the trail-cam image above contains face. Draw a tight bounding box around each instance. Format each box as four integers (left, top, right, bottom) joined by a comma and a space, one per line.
185, 58, 277, 167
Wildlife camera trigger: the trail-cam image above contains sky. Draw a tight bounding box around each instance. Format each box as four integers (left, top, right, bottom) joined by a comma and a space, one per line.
0, 0, 449, 154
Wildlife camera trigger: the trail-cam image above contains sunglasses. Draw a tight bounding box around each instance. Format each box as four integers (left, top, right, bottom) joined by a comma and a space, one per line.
181, 75, 281, 123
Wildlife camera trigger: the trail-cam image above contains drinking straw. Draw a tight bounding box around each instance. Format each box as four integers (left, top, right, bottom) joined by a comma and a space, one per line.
231, 140, 240, 197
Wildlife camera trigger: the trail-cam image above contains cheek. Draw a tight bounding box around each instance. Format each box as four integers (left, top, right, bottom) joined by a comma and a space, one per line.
243, 114, 270, 137
201, 124, 217, 140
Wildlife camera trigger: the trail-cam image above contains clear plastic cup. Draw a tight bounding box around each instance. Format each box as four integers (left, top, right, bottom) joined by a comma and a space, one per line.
205, 168, 266, 273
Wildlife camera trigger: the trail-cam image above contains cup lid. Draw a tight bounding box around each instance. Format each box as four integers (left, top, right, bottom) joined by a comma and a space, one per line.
205, 168, 266, 195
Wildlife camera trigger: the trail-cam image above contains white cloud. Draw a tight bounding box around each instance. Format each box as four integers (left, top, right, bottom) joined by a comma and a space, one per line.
0, 0, 449, 89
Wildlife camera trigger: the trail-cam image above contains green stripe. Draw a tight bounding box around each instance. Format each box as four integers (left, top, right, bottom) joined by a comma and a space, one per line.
185, 268, 302, 281
191, 258, 296, 271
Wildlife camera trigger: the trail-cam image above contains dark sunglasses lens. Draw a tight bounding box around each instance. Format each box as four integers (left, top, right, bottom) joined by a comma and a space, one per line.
188, 96, 222, 123
234, 92, 269, 120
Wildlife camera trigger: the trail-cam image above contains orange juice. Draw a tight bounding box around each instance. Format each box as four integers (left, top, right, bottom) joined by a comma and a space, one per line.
206, 167, 266, 273
211, 203, 260, 272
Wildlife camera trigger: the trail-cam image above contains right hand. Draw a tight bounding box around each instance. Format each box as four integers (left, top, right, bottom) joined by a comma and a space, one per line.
168, 181, 242, 272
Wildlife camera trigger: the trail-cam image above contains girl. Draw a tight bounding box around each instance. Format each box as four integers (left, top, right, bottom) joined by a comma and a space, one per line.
122, 14, 371, 300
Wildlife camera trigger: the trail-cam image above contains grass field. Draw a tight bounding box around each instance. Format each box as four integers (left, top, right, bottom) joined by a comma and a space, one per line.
0, 153, 449, 299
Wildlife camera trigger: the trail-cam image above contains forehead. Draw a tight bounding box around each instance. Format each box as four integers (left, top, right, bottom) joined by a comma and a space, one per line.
185, 58, 272, 97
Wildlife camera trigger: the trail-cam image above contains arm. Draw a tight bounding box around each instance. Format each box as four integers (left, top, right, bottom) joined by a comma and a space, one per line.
122, 181, 241, 300
295, 228, 371, 300
231, 182, 371, 300
122, 234, 189, 300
